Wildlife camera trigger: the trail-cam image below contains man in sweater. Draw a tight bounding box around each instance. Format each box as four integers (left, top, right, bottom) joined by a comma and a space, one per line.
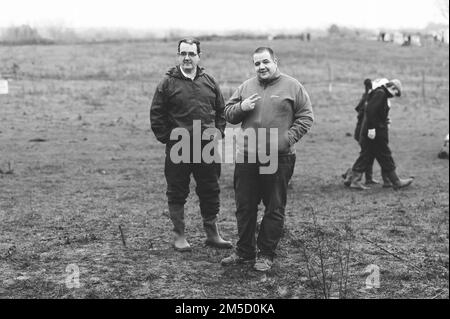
221, 47, 314, 271
150, 38, 232, 252
348, 79, 414, 190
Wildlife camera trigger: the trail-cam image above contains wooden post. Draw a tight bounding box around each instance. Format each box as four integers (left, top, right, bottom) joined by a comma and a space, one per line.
327, 62, 333, 94
421, 70, 426, 102
0, 78, 8, 95
119, 225, 127, 247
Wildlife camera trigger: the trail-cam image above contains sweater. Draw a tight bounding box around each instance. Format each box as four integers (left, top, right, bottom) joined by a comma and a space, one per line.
225, 71, 313, 155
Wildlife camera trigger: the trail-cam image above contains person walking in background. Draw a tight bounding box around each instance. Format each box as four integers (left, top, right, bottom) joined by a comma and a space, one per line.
346, 79, 414, 190
220, 47, 314, 272
343, 78, 393, 188
150, 38, 232, 252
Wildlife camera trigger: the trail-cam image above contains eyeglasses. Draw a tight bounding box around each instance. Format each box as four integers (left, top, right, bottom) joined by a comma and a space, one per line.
178, 51, 198, 57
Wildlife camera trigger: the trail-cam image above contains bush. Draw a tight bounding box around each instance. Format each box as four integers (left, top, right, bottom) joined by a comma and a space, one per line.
1, 25, 53, 45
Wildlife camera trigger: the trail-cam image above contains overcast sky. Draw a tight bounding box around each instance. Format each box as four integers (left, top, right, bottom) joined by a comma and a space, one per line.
0, 0, 447, 31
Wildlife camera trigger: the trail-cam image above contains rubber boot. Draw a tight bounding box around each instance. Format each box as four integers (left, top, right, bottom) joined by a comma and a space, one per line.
350, 171, 370, 190
385, 170, 414, 190
169, 203, 191, 252
203, 219, 233, 249
342, 168, 353, 187
365, 166, 380, 185
381, 170, 393, 188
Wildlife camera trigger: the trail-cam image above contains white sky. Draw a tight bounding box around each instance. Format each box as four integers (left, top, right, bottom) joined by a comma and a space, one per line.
0, 0, 447, 31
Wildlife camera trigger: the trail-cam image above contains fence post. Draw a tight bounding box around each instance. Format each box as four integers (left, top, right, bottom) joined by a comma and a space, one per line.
0, 77, 8, 95
421, 70, 426, 102
327, 62, 333, 94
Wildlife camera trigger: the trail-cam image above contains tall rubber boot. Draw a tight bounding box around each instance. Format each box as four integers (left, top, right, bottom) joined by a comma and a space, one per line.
169, 203, 191, 252
203, 219, 233, 249
350, 171, 370, 190
381, 170, 393, 188
386, 170, 414, 190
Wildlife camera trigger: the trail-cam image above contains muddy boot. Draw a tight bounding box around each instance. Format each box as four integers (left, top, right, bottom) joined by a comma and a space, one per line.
342, 168, 353, 187
365, 167, 380, 185
385, 170, 414, 190
204, 219, 233, 249
350, 171, 370, 190
169, 204, 191, 252
381, 170, 393, 188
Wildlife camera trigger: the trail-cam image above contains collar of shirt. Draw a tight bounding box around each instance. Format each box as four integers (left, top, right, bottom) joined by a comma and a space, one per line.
179, 66, 196, 80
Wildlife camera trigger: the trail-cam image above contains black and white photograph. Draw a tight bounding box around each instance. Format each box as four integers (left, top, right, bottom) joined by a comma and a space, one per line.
0, 0, 448, 304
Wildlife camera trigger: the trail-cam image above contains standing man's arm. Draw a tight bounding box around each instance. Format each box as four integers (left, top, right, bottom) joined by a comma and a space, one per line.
211, 77, 226, 138
150, 78, 171, 144
224, 86, 247, 124
287, 87, 314, 146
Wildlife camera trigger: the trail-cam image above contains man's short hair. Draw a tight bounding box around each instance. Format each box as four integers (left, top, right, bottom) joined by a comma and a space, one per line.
178, 38, 201, 54
253, 47, 276, 61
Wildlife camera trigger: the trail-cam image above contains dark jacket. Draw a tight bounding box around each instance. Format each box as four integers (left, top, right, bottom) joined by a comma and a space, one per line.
361, 86, 391, 141
150, 66, 226, 144
354, 92, 369, 142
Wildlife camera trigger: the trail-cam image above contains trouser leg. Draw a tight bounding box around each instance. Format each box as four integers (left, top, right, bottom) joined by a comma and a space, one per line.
365, 155, 375, 181
352, 137, 374, 173
257, 154, 295, 259
371, 135, 396, 173
234, 162, 260, 259
164, 155, 191, 234
192, 162, 221, 223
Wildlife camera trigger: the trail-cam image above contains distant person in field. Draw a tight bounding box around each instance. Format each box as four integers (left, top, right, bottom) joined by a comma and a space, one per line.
346, 79, 414, 190
438, 134, 449, 159
150, 38, 232, 252
343, 78, 393, 188
221, 47, 314, 272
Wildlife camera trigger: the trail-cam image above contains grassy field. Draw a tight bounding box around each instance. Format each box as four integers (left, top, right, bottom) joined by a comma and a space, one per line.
0, 38, 448, 299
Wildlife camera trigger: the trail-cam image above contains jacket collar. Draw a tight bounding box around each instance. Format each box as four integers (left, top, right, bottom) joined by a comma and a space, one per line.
369, 86, 392, 99
167, 66, 205, 80
381, 85, 395, 98
257, 69, 282, 86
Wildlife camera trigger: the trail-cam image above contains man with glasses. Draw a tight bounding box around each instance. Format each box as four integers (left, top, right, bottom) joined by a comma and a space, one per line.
150, 38, 232, 251
347, 79, 414, 190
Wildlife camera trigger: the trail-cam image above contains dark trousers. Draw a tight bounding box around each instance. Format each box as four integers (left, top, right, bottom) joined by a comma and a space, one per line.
234, 154, 295, 259
352, 133, 396, 174
164, 148, 221, 223
355, 124, 375, 178
359, 144, 376, 180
